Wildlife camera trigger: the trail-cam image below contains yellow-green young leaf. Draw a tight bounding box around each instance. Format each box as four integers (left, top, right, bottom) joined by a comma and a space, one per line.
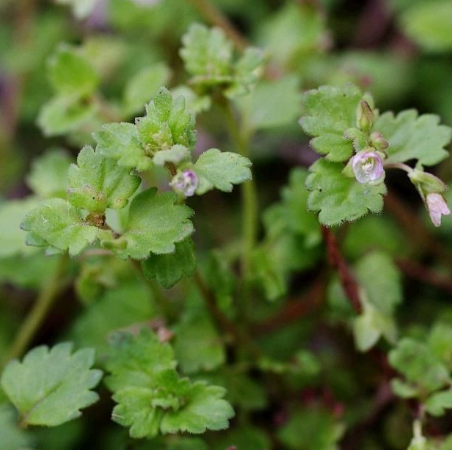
93, 122, 152, 172
101, 189, 194, 259
300, 84, 363, 162
400, 1, 452, 53
180, 24, 233, 83
142, 238, 196, 289
136, 88, 196, 153
0, 343, 102, 427
105, 329, 234, 438
123, 64, 171, 115
38, 95, 96, 137
47, 45, 99, 97
68, 146, 141, 213
0, 404, 32, 450
194, 149, 252, 194
306, 159, 386, 226
21, 199, 98, 256
152, 145, 190, 166
374, 110, 451, 166
26, 150, 73, 199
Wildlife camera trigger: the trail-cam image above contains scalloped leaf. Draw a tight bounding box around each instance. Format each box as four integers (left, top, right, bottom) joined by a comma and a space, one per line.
374, 109, 451, 166
300, 84, 363, 162
68, 146, 141, 213
1, 343, 102, 427
306, 158, 386, 226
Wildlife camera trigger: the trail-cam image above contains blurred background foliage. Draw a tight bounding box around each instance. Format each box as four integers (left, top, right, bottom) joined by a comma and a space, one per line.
2, 0, 452, 449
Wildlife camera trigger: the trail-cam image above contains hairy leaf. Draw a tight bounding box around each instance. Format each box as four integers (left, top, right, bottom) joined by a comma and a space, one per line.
21, 198, 98, 256
93, 122, 151, 172
300, 84, 362, 161
68, 146, 141, 212
306, 159, 386, 226
101, 189, 194, 259
194, 149, 252, 194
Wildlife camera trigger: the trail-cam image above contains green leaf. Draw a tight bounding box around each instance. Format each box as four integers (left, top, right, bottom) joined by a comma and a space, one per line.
93, 122, 152, 172
160, 383, 233, 434
142, 238, 196, 289
105, 329, 176, 393
306, 158, 386, 226
0, 198, 40, 258
389, 338, 450, 395
1, 343, 102, 427
26, 150, 73, 199
194, 149, 252, 194
123, 64, 171, 115
374, 110, 451, 166
180, 24, 233, 83
48, 45, 99, 96
428, 323, 452, 370
425, 388, 452, 417
136, 87, 196, 153
240, 75, 302, 130
21, 198, 98, 256
68, 146, 141, 213
101, 189, 194, 259
174, 311, 225, 374
400, 1, 452, 53
153, 145, 190, 166
225, 47, 265, 98
213, 425, 271, 450
300, 84, 363, 162
0, 404, 33, 450
38, 95, 96, 137
105, 329, 234, 438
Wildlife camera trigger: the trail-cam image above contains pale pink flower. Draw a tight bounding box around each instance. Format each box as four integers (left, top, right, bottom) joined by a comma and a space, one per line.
352, 150, 384, 184
170, 170, 198, 197
426, 193, 451, 227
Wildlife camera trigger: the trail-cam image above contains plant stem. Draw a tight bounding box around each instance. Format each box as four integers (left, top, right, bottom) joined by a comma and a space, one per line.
2, 255, 69, 368
384, 162, 413, 173
185, 0, 248, 50
222, 102, 257, 280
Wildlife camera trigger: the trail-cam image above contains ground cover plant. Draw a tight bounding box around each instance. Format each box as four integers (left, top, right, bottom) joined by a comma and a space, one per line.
2, 0, 452, 449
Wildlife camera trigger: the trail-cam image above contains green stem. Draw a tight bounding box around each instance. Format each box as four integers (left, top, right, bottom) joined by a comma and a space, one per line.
222, 102, 257, 280
2, 255, 69, 368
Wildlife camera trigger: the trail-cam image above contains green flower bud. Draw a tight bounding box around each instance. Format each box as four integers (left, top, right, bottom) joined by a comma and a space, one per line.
356, 100, 374, 133
408, 170, 448, 194
370, 131, 389, 151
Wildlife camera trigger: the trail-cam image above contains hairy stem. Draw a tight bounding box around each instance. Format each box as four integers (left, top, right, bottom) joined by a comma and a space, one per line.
185, 0, 248, 50
2, 255, 69, 368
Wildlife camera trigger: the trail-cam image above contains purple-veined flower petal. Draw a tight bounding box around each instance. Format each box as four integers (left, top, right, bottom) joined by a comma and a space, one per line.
352, 150, 384, 184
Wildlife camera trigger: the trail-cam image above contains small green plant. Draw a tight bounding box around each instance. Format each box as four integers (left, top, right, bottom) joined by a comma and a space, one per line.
2, 1, 452, 449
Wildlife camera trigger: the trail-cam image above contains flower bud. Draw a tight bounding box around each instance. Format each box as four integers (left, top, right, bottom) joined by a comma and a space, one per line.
351, 150, 385, 184
356, 100, 374, 133
426, 193, 450, 227
170, 170, 198, 197
408, 170, 448, 194
370, 131, 389, 151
